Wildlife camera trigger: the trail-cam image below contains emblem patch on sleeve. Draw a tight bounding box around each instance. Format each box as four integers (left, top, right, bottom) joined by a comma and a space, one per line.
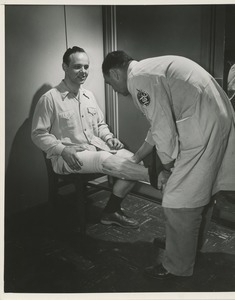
137, 89, 151, 106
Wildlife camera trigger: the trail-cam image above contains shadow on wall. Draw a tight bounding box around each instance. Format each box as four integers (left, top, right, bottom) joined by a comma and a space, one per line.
5, 84, 52, 217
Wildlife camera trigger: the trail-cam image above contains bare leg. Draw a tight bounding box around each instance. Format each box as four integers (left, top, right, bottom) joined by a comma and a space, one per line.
109, 148, 146, 198
101, 154, 146, 228
102, 155, 149, 182
112, 179, 136, 198
101, 178, 140, 228
102, 178, 136, 215
56, 149, 150, 183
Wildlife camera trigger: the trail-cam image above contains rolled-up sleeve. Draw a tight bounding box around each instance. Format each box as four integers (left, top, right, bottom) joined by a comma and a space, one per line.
145, 129, 155, 145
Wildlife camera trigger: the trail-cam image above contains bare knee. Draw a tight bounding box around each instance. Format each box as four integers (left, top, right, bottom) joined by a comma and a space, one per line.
102, 156, 125, 170
102, 156, 129, 179
102, 154, 148, 182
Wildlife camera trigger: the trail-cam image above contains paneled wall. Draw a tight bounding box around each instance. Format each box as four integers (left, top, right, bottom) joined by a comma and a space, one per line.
5, 5, 104, 215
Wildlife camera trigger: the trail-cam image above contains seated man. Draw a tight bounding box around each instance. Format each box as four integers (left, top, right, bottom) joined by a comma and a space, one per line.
32, 46, 153, 229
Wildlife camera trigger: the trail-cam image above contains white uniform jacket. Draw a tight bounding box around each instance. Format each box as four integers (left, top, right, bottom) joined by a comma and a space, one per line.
127, 56, 235, 208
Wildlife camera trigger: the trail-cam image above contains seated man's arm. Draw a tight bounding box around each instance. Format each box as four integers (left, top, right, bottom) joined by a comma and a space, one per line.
31, 95, 65, 155
61, 146, 86, 171
31, 95, 84, 170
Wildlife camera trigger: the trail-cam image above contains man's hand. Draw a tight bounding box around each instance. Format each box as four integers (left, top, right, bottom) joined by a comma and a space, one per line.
128, 155, 139, 164
106, 138, 124, 150
157, 169, 171, 191
128, 154, 144, 165
61, 145, 87, 171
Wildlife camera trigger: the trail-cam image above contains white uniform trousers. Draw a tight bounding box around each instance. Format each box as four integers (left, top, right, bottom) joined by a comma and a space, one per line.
162, 199, 214, 276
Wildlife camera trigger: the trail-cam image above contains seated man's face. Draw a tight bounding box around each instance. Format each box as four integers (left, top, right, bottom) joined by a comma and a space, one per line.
64, 52, 90, 86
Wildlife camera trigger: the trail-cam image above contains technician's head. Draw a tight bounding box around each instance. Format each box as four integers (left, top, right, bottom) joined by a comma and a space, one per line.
102, 50, 133, 96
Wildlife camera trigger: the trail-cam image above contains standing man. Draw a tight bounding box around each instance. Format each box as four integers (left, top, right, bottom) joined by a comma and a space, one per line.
227, 62, 235, 109
32, 46, 153, 229
102, 51, 235, 278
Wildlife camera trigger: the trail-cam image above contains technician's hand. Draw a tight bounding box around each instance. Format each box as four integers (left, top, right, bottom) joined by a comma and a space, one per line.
128, 154, 144, 165
61, 146, 86, 171
157, 169, 171, 191
106, 138, 124, 150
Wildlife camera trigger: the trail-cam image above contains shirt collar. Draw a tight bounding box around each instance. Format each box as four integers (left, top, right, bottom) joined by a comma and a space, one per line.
127, 60, 138, 92
127, 60, 138, 77
56, 80, 90, 101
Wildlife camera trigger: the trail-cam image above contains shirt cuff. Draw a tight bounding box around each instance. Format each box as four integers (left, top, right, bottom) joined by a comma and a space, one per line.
53, 143, 66, 156
145, 133, 155, 146
157, 151, 175, 165
104, 134, 114, 142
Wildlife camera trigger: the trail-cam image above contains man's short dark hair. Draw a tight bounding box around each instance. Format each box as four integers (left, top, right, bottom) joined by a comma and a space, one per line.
102, 50, 133, 75
63, 46, 86, 66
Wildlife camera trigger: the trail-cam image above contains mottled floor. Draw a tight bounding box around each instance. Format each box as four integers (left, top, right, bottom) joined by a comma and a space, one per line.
4, 189, 235, 294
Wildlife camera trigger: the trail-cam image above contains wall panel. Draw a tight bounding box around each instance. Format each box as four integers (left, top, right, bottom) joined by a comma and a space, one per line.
65, 5, 105, 113
5, 5, 66, 215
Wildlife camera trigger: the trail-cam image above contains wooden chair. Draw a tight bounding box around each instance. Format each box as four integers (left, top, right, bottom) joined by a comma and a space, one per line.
43, 152, 108, 235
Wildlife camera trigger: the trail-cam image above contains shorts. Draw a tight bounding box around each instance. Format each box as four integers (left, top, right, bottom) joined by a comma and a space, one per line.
52, 148, 134, 175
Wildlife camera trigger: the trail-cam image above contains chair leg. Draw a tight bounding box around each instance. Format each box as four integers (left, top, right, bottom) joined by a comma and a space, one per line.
48, 174, 59, 208
74, 180, 87, 236
48, 177, 65, 232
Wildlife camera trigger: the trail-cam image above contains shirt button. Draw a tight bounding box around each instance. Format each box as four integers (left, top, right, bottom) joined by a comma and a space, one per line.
82, 115, 84, 117
84, 129, 86, 131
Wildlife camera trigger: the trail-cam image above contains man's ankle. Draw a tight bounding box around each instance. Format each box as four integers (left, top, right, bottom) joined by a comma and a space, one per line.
103, 193, 123, 214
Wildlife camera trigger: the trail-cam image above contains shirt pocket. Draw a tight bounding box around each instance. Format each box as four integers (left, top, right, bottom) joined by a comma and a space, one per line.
176, 115, 204, 150
86, 107, 97, 125
87, 107, 97, 116
58, 110, 76, 131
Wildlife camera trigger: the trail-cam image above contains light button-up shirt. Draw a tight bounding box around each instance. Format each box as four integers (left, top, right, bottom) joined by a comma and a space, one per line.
32, 80, 113, 158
